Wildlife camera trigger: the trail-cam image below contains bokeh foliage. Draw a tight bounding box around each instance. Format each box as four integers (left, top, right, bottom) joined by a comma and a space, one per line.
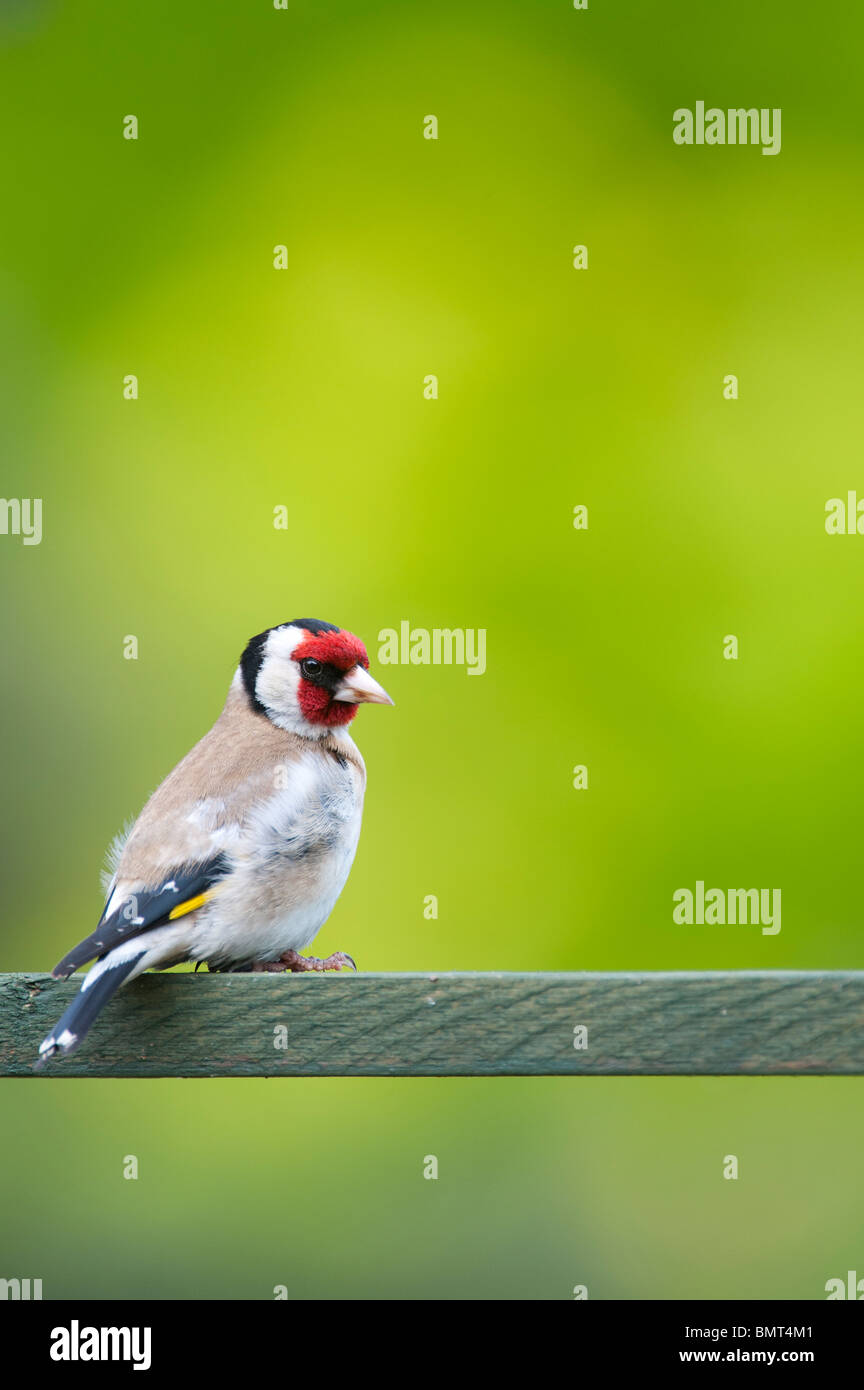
1, 0, 862, 1298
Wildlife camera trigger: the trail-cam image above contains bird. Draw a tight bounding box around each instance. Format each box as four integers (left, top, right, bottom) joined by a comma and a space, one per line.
38, 617, 393, 1063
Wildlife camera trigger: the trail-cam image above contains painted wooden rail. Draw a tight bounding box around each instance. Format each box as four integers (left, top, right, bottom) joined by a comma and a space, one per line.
1, 970, 863, 1078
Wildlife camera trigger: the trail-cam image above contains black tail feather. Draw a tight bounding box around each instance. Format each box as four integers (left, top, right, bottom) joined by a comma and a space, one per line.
38, 952, 146, 1064
52, 853, 229, 980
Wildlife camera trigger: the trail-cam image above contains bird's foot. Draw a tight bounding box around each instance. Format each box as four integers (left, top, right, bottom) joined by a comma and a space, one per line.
240, 950, 357, 973
280, 949, 357, 973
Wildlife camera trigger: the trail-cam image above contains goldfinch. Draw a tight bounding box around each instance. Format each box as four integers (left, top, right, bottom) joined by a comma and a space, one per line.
38, 618, 393, 1062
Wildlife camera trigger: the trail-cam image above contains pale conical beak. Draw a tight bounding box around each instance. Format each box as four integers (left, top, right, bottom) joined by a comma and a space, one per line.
333, 665, 394, 705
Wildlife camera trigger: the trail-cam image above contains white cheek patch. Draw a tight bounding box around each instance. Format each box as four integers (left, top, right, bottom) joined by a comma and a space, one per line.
255, 625, 331, 737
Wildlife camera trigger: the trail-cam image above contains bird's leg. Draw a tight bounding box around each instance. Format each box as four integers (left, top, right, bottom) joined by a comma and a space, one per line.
220, 952, 357, 973
280, 949, 357, 973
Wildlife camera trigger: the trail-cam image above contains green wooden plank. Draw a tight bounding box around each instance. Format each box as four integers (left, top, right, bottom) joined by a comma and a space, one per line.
0, 971, 862, 1078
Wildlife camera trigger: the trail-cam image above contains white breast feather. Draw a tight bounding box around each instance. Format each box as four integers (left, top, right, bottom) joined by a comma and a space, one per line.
186, 749, 364, 965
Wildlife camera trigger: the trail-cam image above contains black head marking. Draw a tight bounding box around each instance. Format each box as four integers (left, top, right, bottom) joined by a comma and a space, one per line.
297, 657, 343, 694
289, 618, 340, 635
239, 629, 270, 715
239, 619, 340, 716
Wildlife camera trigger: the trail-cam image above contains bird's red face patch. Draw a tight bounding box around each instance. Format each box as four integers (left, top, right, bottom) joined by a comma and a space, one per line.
293, 630, 369, 673
293, 629, 370, 727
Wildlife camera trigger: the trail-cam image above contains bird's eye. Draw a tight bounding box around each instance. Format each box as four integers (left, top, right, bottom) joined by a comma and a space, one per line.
300, 658, 322, 678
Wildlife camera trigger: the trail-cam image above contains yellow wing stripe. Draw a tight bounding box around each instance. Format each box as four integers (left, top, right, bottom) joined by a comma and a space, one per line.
168, 891, 211, 921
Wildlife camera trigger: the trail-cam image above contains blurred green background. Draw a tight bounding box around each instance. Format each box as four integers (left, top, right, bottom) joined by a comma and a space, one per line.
2, 0, 863, 1299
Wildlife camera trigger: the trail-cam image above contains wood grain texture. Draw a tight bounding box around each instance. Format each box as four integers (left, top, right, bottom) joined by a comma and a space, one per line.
1, 971, 862, 1078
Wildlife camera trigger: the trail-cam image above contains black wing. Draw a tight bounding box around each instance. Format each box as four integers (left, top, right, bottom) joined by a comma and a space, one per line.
52, 853, 230, 979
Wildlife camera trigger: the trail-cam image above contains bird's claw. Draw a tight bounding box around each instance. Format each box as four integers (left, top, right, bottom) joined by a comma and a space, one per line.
280, 949, 357, 973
